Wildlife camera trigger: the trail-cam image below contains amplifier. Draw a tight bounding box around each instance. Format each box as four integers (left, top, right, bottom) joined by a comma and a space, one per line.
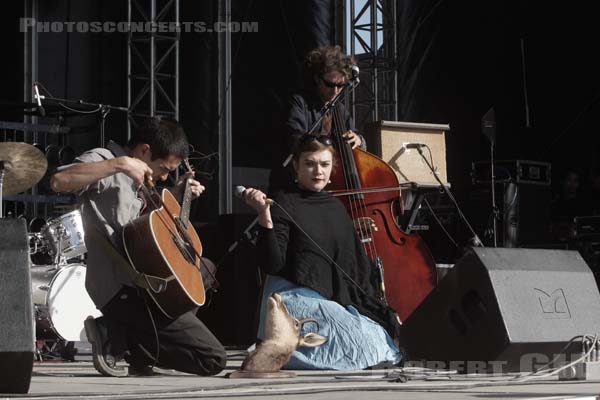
364, 120, 450, 185
472, 160, 551, 186
574, 216, 600, 240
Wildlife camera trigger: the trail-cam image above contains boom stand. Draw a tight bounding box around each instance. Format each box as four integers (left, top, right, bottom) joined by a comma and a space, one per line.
416, 146, 483, 247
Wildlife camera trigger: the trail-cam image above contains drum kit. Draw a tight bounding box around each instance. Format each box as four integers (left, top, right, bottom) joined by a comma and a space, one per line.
0, 142, 100, 359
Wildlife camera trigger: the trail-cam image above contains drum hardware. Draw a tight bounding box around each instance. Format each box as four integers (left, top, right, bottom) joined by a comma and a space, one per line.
28, 211, 87, 265
28, 232, 47, 255
36, 340, 77, 362
58, 145, 75, 166
52, 224, 66, 265
29, 216, 46, 232
39, 210, 87, 263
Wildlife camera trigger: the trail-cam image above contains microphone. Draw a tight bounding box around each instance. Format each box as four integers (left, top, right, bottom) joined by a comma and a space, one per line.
350, 65, 360, 82
404, 143, 427, 149
33, 83, 45, 117
234, 186, 274, 205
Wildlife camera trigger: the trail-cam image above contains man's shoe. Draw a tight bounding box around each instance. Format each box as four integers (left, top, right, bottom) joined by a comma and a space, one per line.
84, 316, 128, 377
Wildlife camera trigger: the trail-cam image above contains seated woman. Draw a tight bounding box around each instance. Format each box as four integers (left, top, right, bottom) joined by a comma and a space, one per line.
243, 135, 403, 370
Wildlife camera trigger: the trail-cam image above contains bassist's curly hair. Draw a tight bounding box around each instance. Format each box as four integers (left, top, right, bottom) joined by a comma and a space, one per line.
303, 45, 356, 92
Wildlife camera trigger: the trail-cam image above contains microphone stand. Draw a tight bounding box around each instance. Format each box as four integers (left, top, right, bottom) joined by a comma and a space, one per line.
38, 94, 129, 147
282, 78, 360, 167
214, 215, 263, 289
215, 216, 260, 269
416, 145, 483, 248
489, 139, 499, 247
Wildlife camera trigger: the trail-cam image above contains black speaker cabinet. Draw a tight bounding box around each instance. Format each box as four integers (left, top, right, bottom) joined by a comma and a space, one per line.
195, 214, 261, 346
401, 247, 600, 372
0, 219, 34, 393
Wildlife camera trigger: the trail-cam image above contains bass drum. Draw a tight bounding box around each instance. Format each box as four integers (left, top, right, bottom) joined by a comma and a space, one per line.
31, 264, 102, 342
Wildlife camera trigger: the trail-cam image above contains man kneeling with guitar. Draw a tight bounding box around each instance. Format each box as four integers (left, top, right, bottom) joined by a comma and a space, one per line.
51, 117, 226, 377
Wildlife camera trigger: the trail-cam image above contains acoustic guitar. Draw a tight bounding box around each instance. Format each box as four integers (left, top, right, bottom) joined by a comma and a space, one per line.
122, 160, 206, 318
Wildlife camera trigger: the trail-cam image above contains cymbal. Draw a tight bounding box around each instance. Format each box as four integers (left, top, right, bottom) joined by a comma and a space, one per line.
0, 142, 48, 195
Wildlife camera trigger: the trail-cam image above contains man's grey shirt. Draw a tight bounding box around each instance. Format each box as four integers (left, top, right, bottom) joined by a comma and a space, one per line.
59, 141, 143, 308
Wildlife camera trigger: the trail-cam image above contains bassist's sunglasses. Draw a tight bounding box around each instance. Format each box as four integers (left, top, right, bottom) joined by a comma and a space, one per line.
299, 134, 334, 147
319, 77, 346, 89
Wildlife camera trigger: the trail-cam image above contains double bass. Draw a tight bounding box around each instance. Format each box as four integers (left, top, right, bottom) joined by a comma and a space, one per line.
327, 105, 437, 322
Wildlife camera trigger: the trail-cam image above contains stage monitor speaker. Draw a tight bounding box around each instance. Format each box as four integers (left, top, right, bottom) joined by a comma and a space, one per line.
0, 219, 34, 394
401, 247, 600, 372
363, 120, 450, 185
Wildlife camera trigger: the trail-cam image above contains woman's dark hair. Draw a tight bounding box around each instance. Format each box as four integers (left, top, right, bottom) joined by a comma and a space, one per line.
303, 45, 356, 92
128, 116, 189, 160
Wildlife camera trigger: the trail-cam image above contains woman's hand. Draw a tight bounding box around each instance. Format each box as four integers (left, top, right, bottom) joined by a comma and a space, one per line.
243, 187, 273, 228
243, 188, 270, 212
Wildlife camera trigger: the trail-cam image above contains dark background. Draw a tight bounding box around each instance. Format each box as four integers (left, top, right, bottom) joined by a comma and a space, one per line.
3, 0, 598, 216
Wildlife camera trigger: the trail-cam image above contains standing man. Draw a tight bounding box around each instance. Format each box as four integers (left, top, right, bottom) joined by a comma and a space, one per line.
270, 45, 365, 191
51, 117, 226, 377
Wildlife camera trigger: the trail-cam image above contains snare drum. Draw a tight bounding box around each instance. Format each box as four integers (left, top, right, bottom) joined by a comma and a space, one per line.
31, 264, 102, 341
41, 210, 87, 260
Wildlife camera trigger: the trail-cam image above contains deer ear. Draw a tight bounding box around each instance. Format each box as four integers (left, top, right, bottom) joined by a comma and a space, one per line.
299, 332, 328, 347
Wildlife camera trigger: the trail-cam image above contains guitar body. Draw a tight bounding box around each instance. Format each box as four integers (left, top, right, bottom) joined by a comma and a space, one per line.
123, 189, 205, 318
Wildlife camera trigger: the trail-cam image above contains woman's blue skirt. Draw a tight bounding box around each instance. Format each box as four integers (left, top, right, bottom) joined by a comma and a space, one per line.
256, 274, 402, 370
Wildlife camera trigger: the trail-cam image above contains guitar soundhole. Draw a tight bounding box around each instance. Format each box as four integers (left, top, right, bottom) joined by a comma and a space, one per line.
171, 232, 195, 265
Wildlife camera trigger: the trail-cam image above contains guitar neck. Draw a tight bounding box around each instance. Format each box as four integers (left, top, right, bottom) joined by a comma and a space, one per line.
179, 158, 194, 228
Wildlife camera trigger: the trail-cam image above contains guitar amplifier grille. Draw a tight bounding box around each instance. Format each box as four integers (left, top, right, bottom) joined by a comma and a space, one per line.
364, 120, 449, 185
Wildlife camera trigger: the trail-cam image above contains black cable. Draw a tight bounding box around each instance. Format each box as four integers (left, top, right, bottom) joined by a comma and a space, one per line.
423, 197, 459, 249
137, 287, 160, 371
272, 201, 388, 309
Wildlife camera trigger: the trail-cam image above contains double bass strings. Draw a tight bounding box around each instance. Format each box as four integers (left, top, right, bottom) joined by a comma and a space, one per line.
331, 104, 382, 273
271, 200, 387, 307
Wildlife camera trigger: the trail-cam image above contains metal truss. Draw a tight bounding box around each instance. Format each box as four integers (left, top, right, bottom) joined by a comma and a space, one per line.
347, 0, 398, 129
127, 0, 179, 139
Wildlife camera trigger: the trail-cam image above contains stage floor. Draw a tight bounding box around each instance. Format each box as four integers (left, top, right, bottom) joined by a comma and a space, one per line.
12, 350, 600, 400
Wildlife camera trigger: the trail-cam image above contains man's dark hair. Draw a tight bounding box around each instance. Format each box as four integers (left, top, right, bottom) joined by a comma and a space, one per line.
302, 45, 356, 92
128, 116, 189, 160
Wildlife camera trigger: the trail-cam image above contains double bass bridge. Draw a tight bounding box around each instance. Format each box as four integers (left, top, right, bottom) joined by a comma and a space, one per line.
354, 217, 378, 243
